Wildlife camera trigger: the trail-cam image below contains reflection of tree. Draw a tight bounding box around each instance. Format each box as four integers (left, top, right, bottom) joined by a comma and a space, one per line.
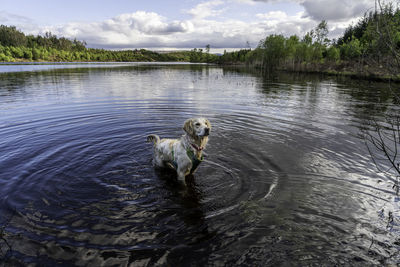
363, 116, 400, 190
0, 215, 12, 262
363, 1, 400, 193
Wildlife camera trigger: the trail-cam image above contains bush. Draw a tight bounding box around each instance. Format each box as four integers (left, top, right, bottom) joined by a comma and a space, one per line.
10, 46, 24, 58
0, 53, 13, 62
23, 49, 33, 60
340, 38, 363, 60
326, 46, 340, 62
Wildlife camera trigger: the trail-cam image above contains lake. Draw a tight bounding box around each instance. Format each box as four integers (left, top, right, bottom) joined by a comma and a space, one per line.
0, 63, 399, 265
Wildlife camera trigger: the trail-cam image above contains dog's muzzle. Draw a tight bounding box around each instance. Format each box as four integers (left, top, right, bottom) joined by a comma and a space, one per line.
204, 127, 210, 136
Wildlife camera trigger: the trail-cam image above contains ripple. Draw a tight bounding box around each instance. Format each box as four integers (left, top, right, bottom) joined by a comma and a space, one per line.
1, 65, 399, 265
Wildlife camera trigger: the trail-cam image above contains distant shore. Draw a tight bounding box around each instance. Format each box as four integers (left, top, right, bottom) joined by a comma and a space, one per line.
2, 59, 399, 83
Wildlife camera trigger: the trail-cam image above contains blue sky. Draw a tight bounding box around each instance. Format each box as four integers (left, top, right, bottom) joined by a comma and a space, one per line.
0, 0, 375, 51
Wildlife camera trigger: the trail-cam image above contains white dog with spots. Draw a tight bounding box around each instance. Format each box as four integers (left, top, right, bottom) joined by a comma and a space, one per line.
147, 118, 211, 183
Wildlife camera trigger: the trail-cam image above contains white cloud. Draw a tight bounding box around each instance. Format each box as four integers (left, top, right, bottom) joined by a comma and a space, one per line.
233, 0, 257, 5
36, 7, 265, 49
255, 11, 315, 37
186, 0, 226, 19
40, 11, 195, 48
1, 0, 372, 50
256, 11, 288, 21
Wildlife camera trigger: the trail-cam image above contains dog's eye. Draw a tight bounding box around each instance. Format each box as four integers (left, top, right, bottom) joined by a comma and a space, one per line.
195, 122, 201, 127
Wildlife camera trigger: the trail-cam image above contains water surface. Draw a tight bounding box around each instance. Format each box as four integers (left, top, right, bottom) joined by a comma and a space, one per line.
0, 63, 399, 265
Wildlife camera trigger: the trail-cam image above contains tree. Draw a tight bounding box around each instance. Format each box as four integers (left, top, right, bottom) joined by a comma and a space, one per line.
259, 34, 287, 72
205, 44, 210, 53
326, 46, 340, 62
340, 37, 363, 60
0, 25, 27, 47
315, 20, 329, 45
246, 41, 251, 50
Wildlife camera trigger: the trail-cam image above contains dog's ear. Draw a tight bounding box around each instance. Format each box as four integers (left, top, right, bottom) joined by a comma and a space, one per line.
183, 119, 194, 136
205, 119, 211, 129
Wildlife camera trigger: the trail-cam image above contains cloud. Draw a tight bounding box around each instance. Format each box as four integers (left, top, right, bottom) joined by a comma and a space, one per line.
37, 4, 264, 50
301, 0, 373, 21
186, 0, 226, 19
1, 0, 370, 50
256, 10, 316, 35
41, 11, 195, 48
0, 11, 38, 33
256, 11, 288, 21
246, 0, 373, 21
100, 12, 191, 36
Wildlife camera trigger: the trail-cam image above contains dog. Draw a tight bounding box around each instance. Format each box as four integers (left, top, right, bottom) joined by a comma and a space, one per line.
147, 118, 211, 183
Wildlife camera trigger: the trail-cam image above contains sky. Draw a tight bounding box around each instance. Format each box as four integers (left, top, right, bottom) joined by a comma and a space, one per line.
0, 0, 377, 52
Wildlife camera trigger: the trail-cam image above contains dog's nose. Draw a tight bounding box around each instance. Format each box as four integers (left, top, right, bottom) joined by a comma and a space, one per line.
204, 128, 210, 135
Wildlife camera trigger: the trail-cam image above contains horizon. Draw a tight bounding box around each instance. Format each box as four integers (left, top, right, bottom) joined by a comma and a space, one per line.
1, 0, 377, 51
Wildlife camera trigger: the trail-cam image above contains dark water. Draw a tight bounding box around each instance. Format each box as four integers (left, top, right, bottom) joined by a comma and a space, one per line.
0, 63, 399, 266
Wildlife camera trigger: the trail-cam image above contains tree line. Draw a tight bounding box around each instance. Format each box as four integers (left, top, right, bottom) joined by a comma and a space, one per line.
219, 3, 400, 78
0, 25, 203, 62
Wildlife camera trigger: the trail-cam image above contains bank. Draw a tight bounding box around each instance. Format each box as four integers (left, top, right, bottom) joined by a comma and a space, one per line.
277, 61, 400, 83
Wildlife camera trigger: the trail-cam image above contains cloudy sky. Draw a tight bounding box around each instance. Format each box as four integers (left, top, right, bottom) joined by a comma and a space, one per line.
0, 0, 376, 52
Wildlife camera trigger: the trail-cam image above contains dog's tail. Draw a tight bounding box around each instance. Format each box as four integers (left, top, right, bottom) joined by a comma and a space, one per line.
147, 134, 160, 146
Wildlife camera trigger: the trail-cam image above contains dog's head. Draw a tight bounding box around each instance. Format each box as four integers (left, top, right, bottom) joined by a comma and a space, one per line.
183, 118, 211, 138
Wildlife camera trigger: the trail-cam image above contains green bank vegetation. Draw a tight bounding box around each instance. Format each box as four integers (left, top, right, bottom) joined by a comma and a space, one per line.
219, 3, 400, 79
0, 25, 216, 62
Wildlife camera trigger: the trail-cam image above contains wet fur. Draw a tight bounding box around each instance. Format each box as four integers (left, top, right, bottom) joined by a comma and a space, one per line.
147, 118, 211, 184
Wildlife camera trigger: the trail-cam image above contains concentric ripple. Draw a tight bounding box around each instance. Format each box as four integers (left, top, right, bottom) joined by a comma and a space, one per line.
0, 63, 399, 265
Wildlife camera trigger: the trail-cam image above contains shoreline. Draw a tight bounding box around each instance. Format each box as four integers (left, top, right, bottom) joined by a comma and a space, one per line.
219, 61, 400, 83
1, 60, 399, 83
279, 68, 400, 83
278, 61, 400, 83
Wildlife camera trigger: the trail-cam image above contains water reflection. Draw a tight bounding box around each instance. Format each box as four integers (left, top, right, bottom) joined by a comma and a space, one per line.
0, 64, 399, 265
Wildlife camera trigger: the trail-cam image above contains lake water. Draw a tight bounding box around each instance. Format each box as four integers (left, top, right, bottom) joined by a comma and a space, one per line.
0, 63, 399, 265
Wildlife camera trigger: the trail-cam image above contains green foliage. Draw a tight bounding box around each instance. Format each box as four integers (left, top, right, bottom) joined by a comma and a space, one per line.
0, 52, 11, 62
336, 3, 400, 69
340, 38, 363, 59
23, 50, 32, 60
311, 43, 325, 62
286, 35, 299, 59
0, 24, 216, 63
260, 34, 287, 69
225, 5, 400, 76
326, 46, 340, 62
293, 43, 307, 63
0, 25, 27, 47
0, 44, 202, 63
188, 47, 219, 63
315, 20, 329, 45
218, 49, 251, 64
